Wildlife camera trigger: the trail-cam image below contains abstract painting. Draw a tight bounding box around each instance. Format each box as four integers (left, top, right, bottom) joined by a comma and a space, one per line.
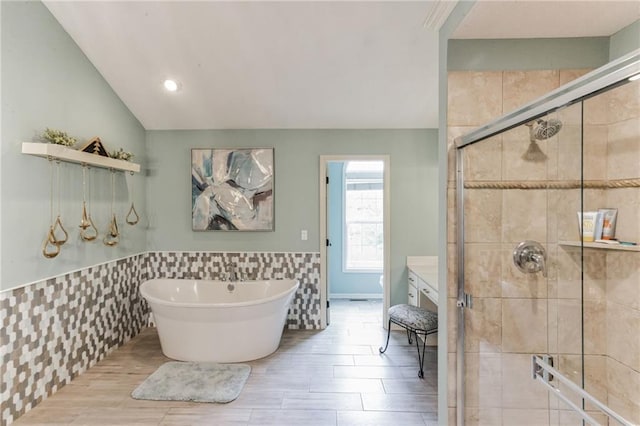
192, 148, 274, 231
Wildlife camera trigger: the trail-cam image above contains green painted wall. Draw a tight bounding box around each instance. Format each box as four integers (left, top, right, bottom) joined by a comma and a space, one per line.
448, 37, 609, 71
609, 19, 640, 60
145, 129, 438, 306
0, 1, 146, 291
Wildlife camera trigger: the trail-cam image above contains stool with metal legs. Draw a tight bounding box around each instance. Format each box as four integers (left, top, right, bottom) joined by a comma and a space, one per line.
379, 304, 438, 378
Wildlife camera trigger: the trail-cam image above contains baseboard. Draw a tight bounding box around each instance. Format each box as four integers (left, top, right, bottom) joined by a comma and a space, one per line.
329, 293, 383, 299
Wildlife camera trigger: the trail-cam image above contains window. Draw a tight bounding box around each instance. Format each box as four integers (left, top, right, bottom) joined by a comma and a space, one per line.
343, 161, 384, 272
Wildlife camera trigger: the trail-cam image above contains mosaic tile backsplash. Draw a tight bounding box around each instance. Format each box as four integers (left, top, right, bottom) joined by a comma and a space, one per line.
142, 251, 321, 329
1, 251, 321, 425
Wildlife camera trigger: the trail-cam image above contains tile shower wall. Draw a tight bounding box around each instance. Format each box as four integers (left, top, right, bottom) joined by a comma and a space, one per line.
0, 250, 321, 425
600, 80, 640, 423
447, 69, 590, 425
449, 71, 640, 425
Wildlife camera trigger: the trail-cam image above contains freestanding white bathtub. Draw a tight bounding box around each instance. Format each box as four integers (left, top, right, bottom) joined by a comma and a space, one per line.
140, 278, 299, 363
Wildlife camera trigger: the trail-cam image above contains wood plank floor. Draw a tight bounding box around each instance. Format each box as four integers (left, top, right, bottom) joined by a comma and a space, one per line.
14, 299, 437, 425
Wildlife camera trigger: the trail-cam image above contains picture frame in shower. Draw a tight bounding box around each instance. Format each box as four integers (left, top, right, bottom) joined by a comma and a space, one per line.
191, 148, 274, 231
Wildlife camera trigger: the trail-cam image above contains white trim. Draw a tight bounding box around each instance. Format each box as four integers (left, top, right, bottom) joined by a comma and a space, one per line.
422, 0, 459, 30
150, 250, 321, 255
0, 249, 323, 294
0, 251, 147, 294
341, 268, 384, 274
329, 293, 383, 299
320, 155, 391, 329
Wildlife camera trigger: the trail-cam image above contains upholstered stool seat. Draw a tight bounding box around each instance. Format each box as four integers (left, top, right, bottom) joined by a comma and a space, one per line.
379, 304, 438, 378
388, 304, 438, 331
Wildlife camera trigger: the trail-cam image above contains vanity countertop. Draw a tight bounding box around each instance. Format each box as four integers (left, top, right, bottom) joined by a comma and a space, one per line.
406, 256, 438, 288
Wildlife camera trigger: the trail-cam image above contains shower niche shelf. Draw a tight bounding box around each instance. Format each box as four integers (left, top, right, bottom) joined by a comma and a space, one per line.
22, 142, 140, 173
559, 240, 640, 252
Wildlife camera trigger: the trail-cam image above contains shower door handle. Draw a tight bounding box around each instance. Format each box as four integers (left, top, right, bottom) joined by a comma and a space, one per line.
513, 240, 547, 277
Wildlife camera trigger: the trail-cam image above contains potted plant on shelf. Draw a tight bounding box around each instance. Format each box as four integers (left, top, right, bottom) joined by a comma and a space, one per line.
41, 128, 76, 147
110, 148, 134, 162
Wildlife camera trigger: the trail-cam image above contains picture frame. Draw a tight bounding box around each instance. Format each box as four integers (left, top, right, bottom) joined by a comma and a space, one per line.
191, 148, 274, 231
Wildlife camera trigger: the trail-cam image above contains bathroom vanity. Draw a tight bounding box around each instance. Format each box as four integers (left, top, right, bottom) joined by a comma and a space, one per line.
406, 256, 438, 308
406, 256, 438, 346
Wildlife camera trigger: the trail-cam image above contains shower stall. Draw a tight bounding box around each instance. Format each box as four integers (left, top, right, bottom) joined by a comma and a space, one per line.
452, 50, 640, 425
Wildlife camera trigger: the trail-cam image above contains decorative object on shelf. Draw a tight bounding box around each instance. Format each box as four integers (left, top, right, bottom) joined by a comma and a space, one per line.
51, 161, 68, 246
42, 227, 60, 258
110, 148, 134, 162
126, 171, 139, 226
42, 160, 68, 258
79, 165, 98, 241
41, 128, 76, 147
23, 141, 142, 255
103, 170, 120, 246
192, 148, 274, 231
104, 214, 120, 246
80, 137, 109, 157
126, 203, 139, 226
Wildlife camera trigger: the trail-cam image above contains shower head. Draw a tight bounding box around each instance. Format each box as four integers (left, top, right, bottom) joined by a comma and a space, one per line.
528, 118, 563, 140
521, 118, 562, 163
522, 139, 548, 163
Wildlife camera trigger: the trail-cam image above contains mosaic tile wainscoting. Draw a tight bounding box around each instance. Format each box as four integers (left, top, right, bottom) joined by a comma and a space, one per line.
1, 250, 321, 425
142, 251, 322, 329
0, 255, 148, 426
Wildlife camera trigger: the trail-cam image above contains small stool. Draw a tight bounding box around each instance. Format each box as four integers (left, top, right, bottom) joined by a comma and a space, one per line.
379, 304, 438, 378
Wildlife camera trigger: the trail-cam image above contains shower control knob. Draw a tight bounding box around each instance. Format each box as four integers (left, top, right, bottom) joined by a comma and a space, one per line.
513, 240, 547, 277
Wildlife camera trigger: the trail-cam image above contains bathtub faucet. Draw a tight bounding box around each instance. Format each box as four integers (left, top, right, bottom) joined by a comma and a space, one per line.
225, 262, 241, 282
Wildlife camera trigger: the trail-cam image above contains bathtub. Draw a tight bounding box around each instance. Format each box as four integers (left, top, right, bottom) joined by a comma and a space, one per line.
140, 278, 299, 363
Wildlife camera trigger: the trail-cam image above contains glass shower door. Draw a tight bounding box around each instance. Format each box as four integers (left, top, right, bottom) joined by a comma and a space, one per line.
571, 78, 640, 426
455, 53, 640, 426
459, 76, 640, 425
544, 102, 591, 425
458, 106, 585, 425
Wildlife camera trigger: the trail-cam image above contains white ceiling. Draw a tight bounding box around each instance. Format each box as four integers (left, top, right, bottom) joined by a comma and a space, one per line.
453, 0, 640, 39
44, 1, 441, 130
44, 1, 639, 131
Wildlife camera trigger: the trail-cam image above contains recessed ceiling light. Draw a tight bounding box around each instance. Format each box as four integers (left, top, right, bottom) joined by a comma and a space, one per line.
163, 79, 179, 92
629, 73, 640, 82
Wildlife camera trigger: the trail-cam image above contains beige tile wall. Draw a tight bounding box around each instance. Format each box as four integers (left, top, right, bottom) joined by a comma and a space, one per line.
447, 72, 640, 425
599, 80, 640, 424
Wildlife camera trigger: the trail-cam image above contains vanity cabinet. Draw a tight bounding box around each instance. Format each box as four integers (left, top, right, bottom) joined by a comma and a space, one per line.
408, 271, 438, 308
406, 256, 438, 308
418, 275, 438, 306
406, 256, 439, 346
408, 270, 419, 306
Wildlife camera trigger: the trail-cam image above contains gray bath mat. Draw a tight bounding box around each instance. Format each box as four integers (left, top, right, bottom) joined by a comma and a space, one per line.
131, 361, 251, 403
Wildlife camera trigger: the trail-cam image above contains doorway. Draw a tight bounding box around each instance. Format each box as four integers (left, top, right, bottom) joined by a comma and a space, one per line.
319, 155, 390, 329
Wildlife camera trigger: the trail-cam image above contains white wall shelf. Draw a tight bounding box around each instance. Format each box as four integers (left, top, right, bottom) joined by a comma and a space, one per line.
559, 240, 640, 252
22, 142, 140, 173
